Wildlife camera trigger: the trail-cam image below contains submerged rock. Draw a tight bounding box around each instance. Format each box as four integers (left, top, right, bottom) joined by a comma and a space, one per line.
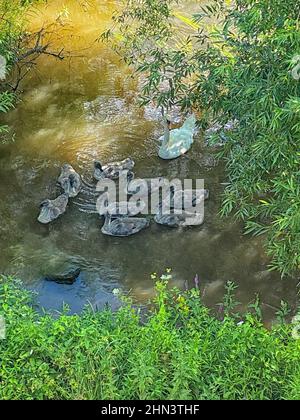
45, 267, 81, 285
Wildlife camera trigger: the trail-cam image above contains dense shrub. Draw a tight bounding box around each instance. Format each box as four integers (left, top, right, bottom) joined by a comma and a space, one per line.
0, 274, 300, 400
0, 0, 34, 134
0, 0, 43, 135
103, 0, 300, 276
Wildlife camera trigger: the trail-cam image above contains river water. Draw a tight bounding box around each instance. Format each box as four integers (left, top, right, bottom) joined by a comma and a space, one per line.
0, 0, 298, 320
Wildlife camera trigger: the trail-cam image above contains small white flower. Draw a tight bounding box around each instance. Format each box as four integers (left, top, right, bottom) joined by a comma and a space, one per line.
0, 55, 7, 81
160, 274, 172, 281
112, 288, 120, 296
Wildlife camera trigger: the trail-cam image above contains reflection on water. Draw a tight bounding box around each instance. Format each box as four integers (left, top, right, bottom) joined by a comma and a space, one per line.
0, 0, 298, 319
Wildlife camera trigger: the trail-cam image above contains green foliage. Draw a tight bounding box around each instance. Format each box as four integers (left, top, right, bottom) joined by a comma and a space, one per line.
0, 92, 14, 134
0, 0, 31, 64
0, 274, 300, 400
103, 0, 300, 276
0, 1, 39, 135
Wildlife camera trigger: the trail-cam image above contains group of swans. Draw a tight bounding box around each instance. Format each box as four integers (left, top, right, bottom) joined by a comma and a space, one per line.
154, 187, 209, 228
38, 164, 82, 224
38, 113, 202, 235
38, 159, 135, 226
98, 187, 208, 236
38, 160, 208, 236
37, 159, 150, 237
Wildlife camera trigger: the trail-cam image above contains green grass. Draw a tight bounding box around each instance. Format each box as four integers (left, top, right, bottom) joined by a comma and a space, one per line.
0, 274, 300, 400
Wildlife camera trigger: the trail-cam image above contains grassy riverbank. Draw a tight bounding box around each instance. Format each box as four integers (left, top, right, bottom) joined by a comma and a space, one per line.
0, 274, 299, 400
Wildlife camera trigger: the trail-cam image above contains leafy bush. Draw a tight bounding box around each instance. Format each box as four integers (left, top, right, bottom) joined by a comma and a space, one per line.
103, 0, 300, 276
0, 1, 45, 136
0, 0, 25, 62
0, 0, 35, 135
0, 274, 300, 400
0, 92, 14, 134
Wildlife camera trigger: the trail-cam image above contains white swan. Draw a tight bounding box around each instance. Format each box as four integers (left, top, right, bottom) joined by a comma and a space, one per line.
158, 114, 196, 160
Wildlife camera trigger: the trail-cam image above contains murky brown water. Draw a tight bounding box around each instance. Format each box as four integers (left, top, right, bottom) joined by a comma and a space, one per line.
0, 0, 298, 320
